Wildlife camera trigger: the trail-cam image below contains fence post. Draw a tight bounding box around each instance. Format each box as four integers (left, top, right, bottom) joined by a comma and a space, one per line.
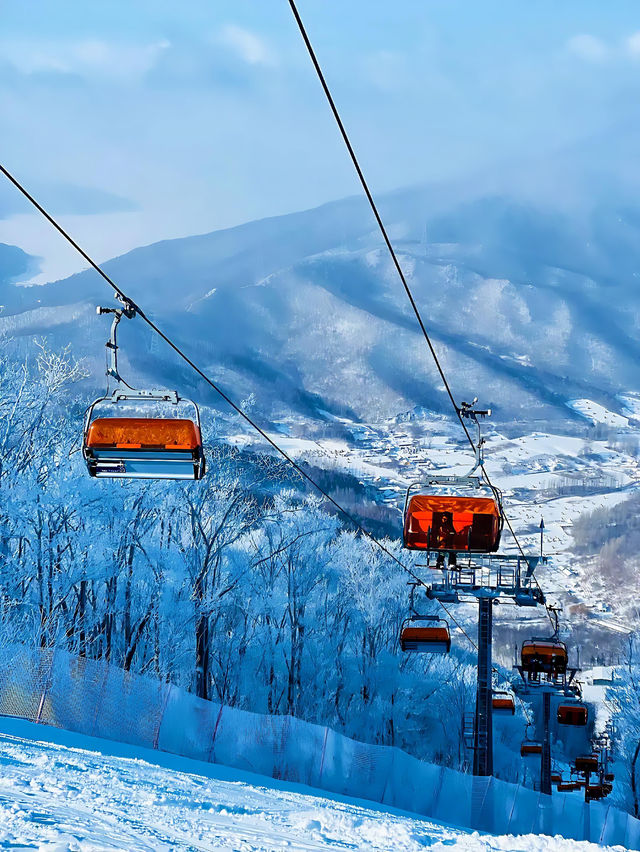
379, 749, 394, 805
153, 682, 172, 751
208, 704, 225, 764
318, 726, 329, 786
506, 782, 521, 833
599, 805, 611, 846
35, 647, 56, 725
91, 659, 111, 738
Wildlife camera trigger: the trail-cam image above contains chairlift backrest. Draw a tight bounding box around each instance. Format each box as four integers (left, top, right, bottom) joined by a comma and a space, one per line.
574, 754, 599, 774
403, 495, 502, 552
557, 703, 588, 726
521, 639, 568, 675
492, 691, 515, 714
400, 615, 451, 654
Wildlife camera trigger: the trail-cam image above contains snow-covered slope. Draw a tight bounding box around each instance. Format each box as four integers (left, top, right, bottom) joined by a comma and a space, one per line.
0, 717, 621, 852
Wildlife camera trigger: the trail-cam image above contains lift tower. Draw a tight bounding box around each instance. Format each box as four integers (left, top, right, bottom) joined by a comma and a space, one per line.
403, 402, 545, 778
474, 595, 494, 775
427, 552, 545, 776
515, 611, 579, 795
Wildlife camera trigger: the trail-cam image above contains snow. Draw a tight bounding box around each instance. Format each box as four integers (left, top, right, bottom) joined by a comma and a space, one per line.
0, 717, 624, 852
567, 400, 629, 428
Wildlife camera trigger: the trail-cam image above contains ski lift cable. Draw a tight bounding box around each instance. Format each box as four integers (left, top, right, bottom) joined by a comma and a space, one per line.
284, 0, 555, 632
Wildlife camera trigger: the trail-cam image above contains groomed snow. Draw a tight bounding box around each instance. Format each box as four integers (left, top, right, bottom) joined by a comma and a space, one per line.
0, 718, 624, 851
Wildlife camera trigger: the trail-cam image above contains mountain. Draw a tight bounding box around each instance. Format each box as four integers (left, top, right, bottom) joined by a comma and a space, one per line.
2, 178, 640, 428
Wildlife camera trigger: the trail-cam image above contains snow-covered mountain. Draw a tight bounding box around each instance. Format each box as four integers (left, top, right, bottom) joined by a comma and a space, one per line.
3, 179, 640, 427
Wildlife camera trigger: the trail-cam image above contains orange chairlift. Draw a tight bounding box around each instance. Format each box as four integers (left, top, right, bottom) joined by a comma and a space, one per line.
399, 584, 451, 653
403, 401, 503, 554
557, 781, 581, 792
83, 300, 206, 481
492, 689, 516, 715
574, 754, 599, 774
520, 725, 542, 757
521, 638, 568, 678
557, 700, 588, 727
586, 783, 612, 801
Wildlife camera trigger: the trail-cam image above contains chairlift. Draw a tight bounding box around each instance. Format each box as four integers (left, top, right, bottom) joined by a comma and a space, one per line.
402, 402, 503, 553
557, 782, 581, 792
83, 301, 206, 480
520, 725, 542, 757
586, 784, 610, 801
557, 702, 588, 727
574, 754, 599, 774
521, 638, 568, 677
492, 690, 515, 715
521, 740, 542, 757
551, 773, 562, 784
400, 615, 451, 654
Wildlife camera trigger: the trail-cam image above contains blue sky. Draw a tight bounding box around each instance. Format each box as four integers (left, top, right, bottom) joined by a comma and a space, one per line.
1, 0, 640, 282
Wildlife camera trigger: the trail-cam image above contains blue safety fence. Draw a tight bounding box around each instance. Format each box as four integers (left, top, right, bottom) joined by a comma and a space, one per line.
0, 643, 636, 847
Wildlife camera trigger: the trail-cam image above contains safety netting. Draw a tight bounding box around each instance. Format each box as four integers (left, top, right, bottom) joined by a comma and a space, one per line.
0, 643, 637, 848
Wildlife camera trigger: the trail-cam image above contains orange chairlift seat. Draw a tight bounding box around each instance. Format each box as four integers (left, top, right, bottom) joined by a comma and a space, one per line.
402, 401, 503, 554
400, 615, 451, 654
492, 690, 516, 714
586, 783, 611, 801
83, 301, 206, 481
521, 740, 542, 757
521, 639, 568, 676
574, 754, 599, 774
557, 782, 581, 792
551, 773, 562, 784
520, 726, 543, 757
403, 495, 502, 553
557, 702, 588, 727
84, 416, 205, 480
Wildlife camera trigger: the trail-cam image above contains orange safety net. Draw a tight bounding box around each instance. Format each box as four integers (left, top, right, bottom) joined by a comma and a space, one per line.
401, 627, 450, 645
86, 418, 201, 451
403, 495, 500, 552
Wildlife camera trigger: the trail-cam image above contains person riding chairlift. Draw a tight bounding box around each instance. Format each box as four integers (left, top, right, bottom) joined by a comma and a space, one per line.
434, 511, 456, 549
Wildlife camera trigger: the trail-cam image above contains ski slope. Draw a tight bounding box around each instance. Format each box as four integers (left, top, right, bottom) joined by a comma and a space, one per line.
0, 718, 623, 851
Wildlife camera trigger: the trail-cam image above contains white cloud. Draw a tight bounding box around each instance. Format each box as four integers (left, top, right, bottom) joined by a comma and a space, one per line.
625, 31, 640, 58
566, 34, 608, 63
0, 38, 170, 80
217, 24, 274, 66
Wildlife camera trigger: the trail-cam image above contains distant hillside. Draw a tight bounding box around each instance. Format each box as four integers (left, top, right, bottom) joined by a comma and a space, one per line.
2, 180, 640, 427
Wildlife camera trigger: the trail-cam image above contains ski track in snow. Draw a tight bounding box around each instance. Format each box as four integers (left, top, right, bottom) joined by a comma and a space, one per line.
0, 722, 622, 852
